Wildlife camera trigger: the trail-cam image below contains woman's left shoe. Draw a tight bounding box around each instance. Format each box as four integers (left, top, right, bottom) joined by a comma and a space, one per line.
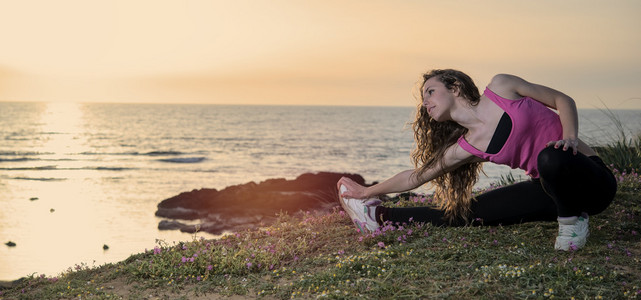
555, 214, 589, 251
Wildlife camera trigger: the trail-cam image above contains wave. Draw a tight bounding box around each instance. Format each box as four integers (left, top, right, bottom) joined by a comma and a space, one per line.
94, 167, 135, 171
0, 157, 87, 163
0, 166, 136, 171
0, 151, 53, 156
11, 176, 67, 181
157, 157, 206, 164
79, 151, 137, 156
4, 137, 30, 141
0, 165, 58, 171
0, 157, 31, 162
2, 150, 199, 159
145, 151, 184, 156
78, 151, 186, 156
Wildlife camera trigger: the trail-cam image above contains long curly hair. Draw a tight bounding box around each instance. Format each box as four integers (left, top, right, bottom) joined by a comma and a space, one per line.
410, 69, 483, 224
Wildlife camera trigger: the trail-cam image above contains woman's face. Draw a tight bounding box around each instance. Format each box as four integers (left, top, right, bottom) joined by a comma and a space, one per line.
422, 77, 455, 122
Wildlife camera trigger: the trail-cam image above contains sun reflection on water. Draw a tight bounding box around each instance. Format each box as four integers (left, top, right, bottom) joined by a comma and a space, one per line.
38, 102, 89, 161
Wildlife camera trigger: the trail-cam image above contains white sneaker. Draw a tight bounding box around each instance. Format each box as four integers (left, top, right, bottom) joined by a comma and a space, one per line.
554, 214, 589, 251
339, 185, 381, 233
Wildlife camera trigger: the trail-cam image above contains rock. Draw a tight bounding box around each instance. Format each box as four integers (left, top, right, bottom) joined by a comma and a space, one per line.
155, 207, 202, 220
0, 280, 13, 289
158, 220, 188, 230
0, 278, 25, 289
5, 241, 16, 247
156, 172, 366, 235
103, 244, 109, 250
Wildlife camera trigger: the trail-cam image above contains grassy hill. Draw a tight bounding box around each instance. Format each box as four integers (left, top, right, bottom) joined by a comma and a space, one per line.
3, 129, 641, 299
1, 166, 639, 299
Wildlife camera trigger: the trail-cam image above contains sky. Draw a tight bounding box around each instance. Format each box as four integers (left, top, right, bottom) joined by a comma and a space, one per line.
0, 0, 640, 109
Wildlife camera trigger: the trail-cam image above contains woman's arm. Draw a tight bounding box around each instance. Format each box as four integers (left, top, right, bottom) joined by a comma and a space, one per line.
338, 169, 422, 199
488, 74, 581, 154
338, 143, 479, 198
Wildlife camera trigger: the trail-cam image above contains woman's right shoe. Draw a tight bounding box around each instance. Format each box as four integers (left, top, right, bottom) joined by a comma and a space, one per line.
339, 185, 381, 233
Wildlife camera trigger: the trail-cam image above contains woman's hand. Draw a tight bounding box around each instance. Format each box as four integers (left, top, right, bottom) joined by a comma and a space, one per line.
337, 177, 370, 199
546, 138, 579, 155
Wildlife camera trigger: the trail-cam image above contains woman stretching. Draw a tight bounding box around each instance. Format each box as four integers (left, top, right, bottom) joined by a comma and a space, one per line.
337, 69, 617, 251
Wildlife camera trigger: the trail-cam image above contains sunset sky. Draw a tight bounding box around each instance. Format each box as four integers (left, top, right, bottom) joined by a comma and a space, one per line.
0, 0, 640, 108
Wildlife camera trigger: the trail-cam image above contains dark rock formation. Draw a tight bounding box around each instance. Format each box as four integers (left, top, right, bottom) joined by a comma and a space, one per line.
156, 172, 366, 235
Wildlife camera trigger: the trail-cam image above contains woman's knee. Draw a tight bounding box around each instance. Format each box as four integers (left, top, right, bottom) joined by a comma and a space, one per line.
537, 147, 573, 178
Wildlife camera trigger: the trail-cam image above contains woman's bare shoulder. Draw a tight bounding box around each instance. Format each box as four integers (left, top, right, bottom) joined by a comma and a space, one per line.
486, 74, 525, 100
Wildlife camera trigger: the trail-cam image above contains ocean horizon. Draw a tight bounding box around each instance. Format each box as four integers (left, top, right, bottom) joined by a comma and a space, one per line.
1, 101, 640, 281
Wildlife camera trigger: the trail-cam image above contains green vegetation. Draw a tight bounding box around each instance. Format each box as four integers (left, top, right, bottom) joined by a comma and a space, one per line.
2, 166, 639, 299
2, 131, 640, 299
593, 108, 641, 173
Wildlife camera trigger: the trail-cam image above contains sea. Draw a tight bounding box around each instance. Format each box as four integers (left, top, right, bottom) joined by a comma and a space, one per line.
1, 101, 640, 281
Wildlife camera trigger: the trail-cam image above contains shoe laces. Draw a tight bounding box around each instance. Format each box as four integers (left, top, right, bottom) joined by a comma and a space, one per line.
558, 222, 578, 237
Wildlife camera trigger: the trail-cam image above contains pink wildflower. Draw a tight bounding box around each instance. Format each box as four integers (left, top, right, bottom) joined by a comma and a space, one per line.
377, 242, 386, 248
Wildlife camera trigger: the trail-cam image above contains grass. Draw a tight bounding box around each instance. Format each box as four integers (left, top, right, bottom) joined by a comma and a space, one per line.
592, 107, 641, 173
2, 133, 641, 299
1, 166, 639, 299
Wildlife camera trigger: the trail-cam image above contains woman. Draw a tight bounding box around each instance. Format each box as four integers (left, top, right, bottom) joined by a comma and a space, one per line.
337, 69, 617, 251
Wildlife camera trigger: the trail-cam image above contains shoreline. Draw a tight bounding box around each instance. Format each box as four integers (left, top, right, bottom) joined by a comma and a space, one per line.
1, 177, 639, 299
0, 163, 630, 284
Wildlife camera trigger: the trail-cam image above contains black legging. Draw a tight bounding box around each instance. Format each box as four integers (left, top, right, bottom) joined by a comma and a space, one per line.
376, 147, 617, 226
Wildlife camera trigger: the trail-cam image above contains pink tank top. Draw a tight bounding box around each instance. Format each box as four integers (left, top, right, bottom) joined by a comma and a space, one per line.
457, 87, 563, 178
